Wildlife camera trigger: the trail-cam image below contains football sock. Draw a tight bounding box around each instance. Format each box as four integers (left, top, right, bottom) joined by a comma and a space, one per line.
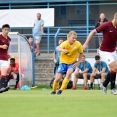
60, 78, 70, 91
110, 71, 116, 90
1, 76, 6, 88
14, 74, 19, 89
103, 72, 110, 87
52, 82, 59, 92
90, 83, 93, 88
6, 75, 10, 87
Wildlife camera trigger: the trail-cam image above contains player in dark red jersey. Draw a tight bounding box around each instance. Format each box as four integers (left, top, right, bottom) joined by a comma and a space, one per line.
83, 12, 117, 95
0, 24, 11, 93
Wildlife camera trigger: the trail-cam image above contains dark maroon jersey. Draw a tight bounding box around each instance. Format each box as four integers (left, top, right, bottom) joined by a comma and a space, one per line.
0, 34, 11, 60
96, 21, 117, 52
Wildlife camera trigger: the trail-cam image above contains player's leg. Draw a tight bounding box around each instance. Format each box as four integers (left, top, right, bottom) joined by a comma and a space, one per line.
51, 63, 65, 94
58, 68, 73, 93
35, 36, 41, 56
99, 50, 117, 94
82, 73, 88, 90
71, 68, 79, 90
89, 73, 96, 89
14, 73, 19, 89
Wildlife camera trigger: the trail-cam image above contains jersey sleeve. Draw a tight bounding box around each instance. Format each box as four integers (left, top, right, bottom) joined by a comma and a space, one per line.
59, 41, 66, 49
94, 63, 97, 68
96, 22, 108, 33
102, 62, 107, 68
78, 43, 83, 54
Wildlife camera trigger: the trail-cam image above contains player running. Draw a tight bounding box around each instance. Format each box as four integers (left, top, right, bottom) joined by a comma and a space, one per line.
0, 24, 11, 93
51, 31, 83, 95
83, 12, 117, 95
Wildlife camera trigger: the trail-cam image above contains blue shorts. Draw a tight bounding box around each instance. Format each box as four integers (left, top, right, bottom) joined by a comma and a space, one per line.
57, 62, 76, 74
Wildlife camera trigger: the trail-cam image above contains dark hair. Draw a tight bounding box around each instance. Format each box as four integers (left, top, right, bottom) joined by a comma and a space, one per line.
2, 24, 10, 29
10, 58, 15, 61
95, 55, 100, 60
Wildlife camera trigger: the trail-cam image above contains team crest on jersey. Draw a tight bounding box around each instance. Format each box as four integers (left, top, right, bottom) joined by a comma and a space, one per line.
74, 47, 77, 50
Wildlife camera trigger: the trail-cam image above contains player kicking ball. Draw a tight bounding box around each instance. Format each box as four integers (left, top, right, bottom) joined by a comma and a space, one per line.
0, 24, 11, 93
51, 31, 83, 95
83, 12, 117, 95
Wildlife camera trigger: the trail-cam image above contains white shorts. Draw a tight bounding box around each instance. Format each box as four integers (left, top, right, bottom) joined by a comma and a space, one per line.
35, 36, 42, 43
0, 60, 9, 69
99, 49, 117, 65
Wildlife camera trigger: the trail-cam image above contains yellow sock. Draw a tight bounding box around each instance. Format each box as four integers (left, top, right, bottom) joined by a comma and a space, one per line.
60, 78, 70, 91
52, 82, 59, 92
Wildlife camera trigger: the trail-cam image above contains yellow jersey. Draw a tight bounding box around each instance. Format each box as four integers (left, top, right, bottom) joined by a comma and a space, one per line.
59, 40, 83, 64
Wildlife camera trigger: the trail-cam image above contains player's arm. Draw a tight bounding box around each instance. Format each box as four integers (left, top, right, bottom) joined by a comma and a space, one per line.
92, 67, 97, 73
53, 52, 56, 63
81, 68, 89, 74
98, 68, 106, 74
83, 29, 97, 51
56, 43, 69, 54
41, 25, 45, 34
0, 45, 8, 49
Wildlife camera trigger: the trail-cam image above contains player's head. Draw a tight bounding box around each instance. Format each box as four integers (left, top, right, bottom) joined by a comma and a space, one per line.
114, 12, 117, 25
67, 31, 77, 44
100, 13, 105, 21
58, 38, 63, 45
95, 55, 100, 64
10, 58, 15, 66
28, 36, 33, 44
81, 55, 86, 63
37, 13, 41, 20
2, 24, 10, 36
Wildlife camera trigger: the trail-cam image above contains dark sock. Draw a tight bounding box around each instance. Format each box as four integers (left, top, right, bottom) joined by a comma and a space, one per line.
110, 71, 116, 90
90, 83, 93, 88
1, 76, 6, 88
103, 72, 110, 87
5, 75, 11, 87
14, 74, 19, 89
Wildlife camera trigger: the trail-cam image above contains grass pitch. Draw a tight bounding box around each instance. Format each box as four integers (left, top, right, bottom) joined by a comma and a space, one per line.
0, 88, 117, 117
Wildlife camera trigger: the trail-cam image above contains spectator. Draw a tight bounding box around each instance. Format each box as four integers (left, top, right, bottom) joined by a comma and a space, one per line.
53, 38, 63, 74
6, 58, 19, 90
89, 55, 109, 90
95, 13, 108, 28
28, 36, 36, 52
71, 55, 92, 90
33, 13, 45, 56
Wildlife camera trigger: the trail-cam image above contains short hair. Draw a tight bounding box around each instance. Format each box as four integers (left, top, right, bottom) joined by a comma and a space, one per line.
10, 58, 15, 61
114, 12, 117, 18
2, 24, 10, 29
67, 31, 77, 38
95, 55, 100, 60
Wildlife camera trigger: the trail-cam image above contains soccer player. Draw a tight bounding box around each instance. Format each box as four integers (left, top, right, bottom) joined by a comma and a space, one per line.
51, 31, 83, 95
0, 24, 11, 93
71, 55, 92, 90
6, 58, 19, 90
83, 12, 117, 95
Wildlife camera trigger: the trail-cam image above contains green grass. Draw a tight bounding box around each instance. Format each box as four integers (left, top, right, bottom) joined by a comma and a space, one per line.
0, 89, 117, 117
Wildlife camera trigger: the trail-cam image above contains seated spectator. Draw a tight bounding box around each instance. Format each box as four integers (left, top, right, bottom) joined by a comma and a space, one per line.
53, 38, 63, 74
89, 55, 109, 90
71, 55, 92, 90
6, 58, 19, 90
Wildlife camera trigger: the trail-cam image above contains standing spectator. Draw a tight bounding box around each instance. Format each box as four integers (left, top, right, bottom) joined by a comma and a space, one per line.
53, 38, 63, 74
95, 13, 108, 28
0, 24, 11, 93
89, 55, 109, 90
71, 55, 92, 90
33, 13, 45, 56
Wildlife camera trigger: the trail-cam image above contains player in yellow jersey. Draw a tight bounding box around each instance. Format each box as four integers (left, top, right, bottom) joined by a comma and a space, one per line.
51, 31, 83, 95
